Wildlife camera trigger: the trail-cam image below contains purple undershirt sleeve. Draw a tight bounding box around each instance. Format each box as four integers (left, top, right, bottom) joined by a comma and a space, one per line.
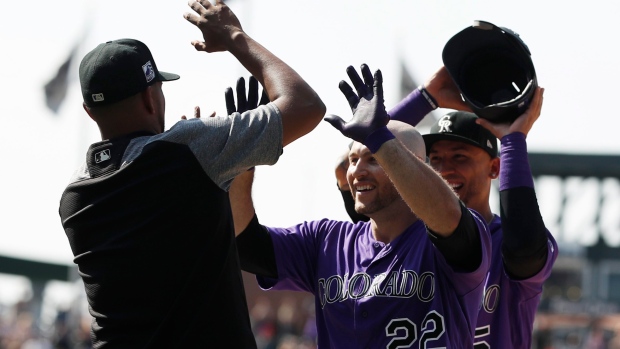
499, 132, 534, 190
388, 87, 437, 126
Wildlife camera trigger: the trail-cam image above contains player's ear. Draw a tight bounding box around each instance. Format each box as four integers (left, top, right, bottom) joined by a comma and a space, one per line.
83, 103, 97, 122
489, 157, 500, 179
141, 85, 156, 114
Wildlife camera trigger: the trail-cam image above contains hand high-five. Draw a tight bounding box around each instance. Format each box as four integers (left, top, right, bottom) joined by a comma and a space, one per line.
225, 76, 269, 115
184, 0, 243, 53
324, 64, 393, 151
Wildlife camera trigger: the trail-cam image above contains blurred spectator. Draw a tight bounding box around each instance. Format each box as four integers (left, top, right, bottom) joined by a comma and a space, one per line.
250, 296, 278, 349
275, 297, 302, 341
584, 318, 613, 349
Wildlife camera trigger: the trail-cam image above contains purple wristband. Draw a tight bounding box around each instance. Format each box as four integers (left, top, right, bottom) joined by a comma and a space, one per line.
364, 126, 395, 153
388, 87, 437, 126
499, 132, 534, 190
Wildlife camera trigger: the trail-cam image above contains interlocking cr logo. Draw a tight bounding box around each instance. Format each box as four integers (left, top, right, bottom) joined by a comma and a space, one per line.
438, 115, 452, 133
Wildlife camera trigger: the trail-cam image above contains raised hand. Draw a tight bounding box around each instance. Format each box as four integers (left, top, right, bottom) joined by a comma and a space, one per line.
324, 64, 392, 150
181, 106, 216, 120
225, 76, 269, 115
423, 66, 472, 112
184, 0, 243, 53
476, 86, 544, 138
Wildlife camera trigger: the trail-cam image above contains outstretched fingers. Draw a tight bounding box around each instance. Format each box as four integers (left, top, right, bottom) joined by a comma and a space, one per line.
186, 0, 207, 20
339, 80, 359, 110
196, 0, 214, 11
225, 87, 236, 115
346, 66, 367, 99
235, 77, 248, 112
372, 70, 384, 103
360, 64, 374, 92
247, 76, 259, 108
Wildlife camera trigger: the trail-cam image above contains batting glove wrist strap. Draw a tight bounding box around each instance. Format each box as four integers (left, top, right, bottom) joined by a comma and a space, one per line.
364, 126, 395, 153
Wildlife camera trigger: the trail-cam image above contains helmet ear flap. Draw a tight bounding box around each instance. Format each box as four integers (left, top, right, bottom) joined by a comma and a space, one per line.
442, 21, 537, 124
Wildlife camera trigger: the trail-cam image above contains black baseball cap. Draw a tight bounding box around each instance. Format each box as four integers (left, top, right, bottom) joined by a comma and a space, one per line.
423, 111, 498, 158
79, 39, 180, 107
442, 20, 537, 124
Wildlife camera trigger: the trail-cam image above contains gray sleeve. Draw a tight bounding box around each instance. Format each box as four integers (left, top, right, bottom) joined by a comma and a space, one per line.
158, 103, 283, 190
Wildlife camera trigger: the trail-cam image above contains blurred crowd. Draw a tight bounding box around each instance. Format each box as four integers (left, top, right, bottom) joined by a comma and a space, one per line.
248, 295, 317, 349
2, 287, 620, 349
0, 298, 90, 349
0, 288, 318, 349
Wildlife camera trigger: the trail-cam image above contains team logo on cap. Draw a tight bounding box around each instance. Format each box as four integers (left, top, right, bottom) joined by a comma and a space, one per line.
438, 115, 453, 133
142, 61, 156, 83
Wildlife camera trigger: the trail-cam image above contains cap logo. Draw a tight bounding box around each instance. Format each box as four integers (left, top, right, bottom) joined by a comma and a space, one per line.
142, 61, 156, 83
486, 139, 493, 149
438, 115, 453, 133
92, 93, 104, 103
95, 149, 111, 163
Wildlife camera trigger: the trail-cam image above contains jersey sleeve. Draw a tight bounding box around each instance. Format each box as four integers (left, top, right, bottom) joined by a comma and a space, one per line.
256, 219, 333, 294
158, 103, 283, 190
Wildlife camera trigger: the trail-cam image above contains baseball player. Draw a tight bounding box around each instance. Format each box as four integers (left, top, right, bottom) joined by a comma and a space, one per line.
334, 142, 370, 224
384, 65, 558, 348
58, 1, 325, 347
230, 65, 492, 348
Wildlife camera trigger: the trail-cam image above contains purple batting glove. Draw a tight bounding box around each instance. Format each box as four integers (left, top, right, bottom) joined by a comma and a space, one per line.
325, 64, 394, 153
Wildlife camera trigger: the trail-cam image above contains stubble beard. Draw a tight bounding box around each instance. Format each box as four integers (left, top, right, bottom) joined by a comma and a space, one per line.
354, 183, 401, 216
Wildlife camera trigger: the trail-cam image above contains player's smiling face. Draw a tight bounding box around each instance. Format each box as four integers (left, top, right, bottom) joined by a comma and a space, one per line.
347, 142, 402, 216
428, 140, 498, 212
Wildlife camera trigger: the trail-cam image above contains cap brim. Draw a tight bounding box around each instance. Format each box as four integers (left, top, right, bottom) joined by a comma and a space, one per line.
158, 71, 180, 82
422, 133, 489, 156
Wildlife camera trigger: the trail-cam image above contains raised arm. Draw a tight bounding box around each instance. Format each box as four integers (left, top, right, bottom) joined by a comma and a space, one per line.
370, 135, 462, 235
184, 0, 326, 146
223, 79, 277, 274
325, 65, 462, 236
229, 168, 256, 237
224, 75, 266, 235
476, 87, 554, 279
389, 65, 471, 126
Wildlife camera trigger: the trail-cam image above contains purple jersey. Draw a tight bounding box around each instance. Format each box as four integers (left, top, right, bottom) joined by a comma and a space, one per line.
471, 132, 560, 349
474, 216, 558, 349
257, 212, 492, 348
388, 87, 557, 348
